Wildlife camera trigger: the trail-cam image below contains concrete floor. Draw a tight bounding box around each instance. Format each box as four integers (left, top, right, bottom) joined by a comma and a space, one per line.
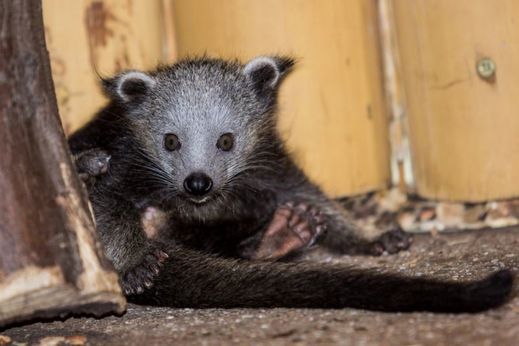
2, 227, 519, 346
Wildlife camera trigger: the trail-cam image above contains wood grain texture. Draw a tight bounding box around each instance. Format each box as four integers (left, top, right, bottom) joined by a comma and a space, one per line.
168, 0, 390, 197
42, 0, 165, 134
0, 0, 125, 326
378, 0, 414, 192
393, 0, 519, 201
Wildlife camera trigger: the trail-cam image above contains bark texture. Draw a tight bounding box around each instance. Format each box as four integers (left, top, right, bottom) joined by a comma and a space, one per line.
0, 0, 125, 326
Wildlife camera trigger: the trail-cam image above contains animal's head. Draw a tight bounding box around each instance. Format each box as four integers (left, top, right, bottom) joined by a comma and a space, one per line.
103, 56, 294, 218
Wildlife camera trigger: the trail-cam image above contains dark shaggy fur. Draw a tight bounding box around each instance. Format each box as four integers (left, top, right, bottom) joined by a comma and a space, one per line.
69, 56, 513, 312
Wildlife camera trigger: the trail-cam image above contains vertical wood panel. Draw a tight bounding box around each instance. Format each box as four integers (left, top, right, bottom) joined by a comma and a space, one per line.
169, 0, 390, 197
43, 0, 165, 134
393, 0, 519, 201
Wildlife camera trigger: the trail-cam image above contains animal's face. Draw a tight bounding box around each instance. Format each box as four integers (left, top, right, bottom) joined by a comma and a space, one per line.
104, 57, 293, 217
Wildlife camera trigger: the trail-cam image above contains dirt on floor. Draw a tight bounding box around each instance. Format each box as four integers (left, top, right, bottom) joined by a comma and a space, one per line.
2, 226, 519, 346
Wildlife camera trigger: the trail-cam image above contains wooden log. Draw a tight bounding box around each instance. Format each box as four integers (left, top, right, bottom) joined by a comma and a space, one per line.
0, 0, 125, 326
168, 0, 390, 197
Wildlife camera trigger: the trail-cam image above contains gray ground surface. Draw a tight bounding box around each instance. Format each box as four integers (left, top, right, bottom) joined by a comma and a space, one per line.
2, 227, 519, 346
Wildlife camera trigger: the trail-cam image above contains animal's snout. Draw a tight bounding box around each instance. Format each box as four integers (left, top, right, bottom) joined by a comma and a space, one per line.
184, 172, 213, 196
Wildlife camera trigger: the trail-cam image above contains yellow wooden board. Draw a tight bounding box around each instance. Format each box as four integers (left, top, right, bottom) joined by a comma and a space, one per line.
43, 0, 165, 134
169, 0, 390, 197
393, 0, 519, 201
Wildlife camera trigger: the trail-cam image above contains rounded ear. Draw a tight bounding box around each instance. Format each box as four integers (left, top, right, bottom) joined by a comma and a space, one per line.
243, 56, 295, 95
102, 71, 156, 103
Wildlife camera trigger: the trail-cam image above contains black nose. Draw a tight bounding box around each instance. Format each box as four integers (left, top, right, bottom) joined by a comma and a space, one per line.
183, 172, 213, 196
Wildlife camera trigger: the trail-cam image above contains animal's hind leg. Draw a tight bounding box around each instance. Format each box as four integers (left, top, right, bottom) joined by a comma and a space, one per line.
369, 227, 413, 255
284, 189, 413, 256
238, 202, 327, 260
321, 212, 413, 256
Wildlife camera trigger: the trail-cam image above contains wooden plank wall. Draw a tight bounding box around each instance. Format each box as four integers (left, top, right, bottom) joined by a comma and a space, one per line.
169, 0, 391, 197
392, 0, 519, 201
42, 0, 165, 134
42, 0, 519, 201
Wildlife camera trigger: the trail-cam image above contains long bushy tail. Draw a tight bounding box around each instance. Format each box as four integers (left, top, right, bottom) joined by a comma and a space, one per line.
132, 244, 514, 313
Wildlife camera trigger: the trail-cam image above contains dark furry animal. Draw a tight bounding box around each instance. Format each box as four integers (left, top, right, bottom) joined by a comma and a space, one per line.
69, 56, 513, 312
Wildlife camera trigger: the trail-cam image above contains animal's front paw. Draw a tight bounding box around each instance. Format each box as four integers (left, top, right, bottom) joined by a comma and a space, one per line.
240, 202, 328, 260
370, 228, 413, 255
75, 148, 111, 184
121, 248, 169, 295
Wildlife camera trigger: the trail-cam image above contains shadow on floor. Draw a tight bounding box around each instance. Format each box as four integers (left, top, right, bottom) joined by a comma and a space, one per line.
2, 227, 519, 346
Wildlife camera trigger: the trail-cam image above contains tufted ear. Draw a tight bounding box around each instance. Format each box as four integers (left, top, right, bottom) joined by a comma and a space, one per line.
243, 56, 295, 95
102, 70, 156, 103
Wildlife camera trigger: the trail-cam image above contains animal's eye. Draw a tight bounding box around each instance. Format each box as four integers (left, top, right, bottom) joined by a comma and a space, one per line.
217, 133, 234, 151
164, 133, 181, 151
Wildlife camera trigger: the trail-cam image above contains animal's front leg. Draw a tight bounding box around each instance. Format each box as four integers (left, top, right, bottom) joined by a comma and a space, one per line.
121, 246, 169, 295
238, 202, 327, 260
73, 148, 111, 187
74, 149, 172, 294
94, 201, 171, 295
120, 207, 170, 295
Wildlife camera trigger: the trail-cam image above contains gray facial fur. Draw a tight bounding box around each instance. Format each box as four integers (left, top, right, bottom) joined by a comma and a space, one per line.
104, 56, 293, 215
